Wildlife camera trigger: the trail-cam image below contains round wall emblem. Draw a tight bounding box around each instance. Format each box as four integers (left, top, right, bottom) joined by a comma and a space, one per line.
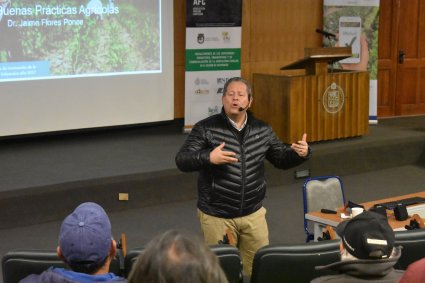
197, 33, 205, 44
322, 82, 345, 114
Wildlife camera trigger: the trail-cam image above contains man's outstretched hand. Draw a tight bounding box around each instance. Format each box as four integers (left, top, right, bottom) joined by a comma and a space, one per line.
291, 133, 309, 157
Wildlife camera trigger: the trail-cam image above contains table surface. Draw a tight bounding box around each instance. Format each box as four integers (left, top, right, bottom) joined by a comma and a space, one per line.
305, 191, 425, 230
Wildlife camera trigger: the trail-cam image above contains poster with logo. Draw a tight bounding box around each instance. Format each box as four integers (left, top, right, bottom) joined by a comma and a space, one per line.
323, 0, 379, 124
184, 0, 242, 129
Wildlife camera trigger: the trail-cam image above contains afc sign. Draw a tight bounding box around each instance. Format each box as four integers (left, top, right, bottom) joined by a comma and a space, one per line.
193, 0, 206, 5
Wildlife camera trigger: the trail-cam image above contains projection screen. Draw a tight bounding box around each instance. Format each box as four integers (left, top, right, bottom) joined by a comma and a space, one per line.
0, 0, 174, 137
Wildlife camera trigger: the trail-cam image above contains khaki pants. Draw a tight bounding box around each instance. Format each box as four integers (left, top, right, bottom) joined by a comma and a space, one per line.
197, 207, 269, 276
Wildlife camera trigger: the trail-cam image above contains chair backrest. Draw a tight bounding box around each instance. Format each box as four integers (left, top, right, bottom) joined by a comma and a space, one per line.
2, 249, 122, 283
209, 244, 243, 283
124, 248, 143, 277
303, 176, 345, 241
2, 250, 66, 283
394, 228, 425, 270
250, 240, 341, 283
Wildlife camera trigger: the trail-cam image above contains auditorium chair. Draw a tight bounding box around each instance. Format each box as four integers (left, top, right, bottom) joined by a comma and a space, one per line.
2, 250, 66, 283
303, 175, 346, 242
123, 247, 143, 277
2, 249, 122, 283
210, 244, 243, 283
394, 228, 425, 270
250, 239, 340, 283
124, 245, 243, 283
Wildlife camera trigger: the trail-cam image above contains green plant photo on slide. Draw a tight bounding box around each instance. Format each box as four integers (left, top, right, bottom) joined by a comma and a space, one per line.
0, 0, 161, 77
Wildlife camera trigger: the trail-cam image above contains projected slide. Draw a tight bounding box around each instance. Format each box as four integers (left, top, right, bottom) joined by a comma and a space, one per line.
0, 0, 160, 81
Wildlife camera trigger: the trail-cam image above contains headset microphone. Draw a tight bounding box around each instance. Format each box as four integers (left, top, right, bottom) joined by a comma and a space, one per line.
238, 97, 251, 112
238, 104, 248, 112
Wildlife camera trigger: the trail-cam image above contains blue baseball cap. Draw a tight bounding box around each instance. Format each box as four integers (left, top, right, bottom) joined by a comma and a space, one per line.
59, 202, 112, 264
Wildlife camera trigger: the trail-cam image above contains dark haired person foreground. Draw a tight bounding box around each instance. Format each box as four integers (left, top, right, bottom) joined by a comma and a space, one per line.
20, 202, 126, 283
311, 211, 403, 283
175, 77, 311, 275
128, 230, 228, 283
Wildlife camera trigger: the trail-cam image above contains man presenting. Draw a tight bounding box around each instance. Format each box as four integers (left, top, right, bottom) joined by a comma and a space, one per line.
175, 77, 311, 275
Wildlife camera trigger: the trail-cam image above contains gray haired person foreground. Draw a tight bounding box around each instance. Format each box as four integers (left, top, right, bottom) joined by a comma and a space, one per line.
128, 230, 228, 283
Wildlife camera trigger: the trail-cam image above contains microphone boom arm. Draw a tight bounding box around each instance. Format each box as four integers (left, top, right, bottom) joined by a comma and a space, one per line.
315, 28, 336, 40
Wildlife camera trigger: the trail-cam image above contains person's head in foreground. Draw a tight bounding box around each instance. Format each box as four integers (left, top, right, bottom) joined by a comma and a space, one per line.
57, 202, 117, 274
312, 211, 403, 283
20, 202, 126, 283
338, 210, 395, 260
128, 230, 229, 283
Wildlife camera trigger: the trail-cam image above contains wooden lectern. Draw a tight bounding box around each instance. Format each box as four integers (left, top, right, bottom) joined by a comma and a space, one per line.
251, 47, 369, 143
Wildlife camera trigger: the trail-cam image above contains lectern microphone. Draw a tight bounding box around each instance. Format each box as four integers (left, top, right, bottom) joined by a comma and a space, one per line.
315, 28, 336, 38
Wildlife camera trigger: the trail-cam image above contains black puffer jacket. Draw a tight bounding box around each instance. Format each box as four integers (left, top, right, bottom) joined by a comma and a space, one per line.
175, 110, 311, 218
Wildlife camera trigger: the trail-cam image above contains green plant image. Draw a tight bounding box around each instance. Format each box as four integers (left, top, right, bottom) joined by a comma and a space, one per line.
1, 0, 160, 76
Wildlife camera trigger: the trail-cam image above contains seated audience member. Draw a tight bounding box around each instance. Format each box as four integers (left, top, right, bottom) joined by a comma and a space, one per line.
128, 230, 229, 283
20, 202, 126, 283
311, 211, 403, 283
398, 258, 425, 282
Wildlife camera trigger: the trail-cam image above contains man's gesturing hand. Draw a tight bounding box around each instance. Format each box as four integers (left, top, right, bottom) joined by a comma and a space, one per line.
291, 133, 309, 157
209, 142, 238, 165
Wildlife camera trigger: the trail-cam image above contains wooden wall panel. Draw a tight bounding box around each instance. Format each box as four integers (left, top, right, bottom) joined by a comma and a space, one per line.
378, 0, 393, 60
245, 0, 323, 82
398, 0, 419, 58
394, 0, 425, 115
174, 65, 185, 118
377, 69, 391, 109
399, 69, 417, 104
414, 0, 425, 108
377, 0, 397, 117
421, 67, 425, 103
174, 0, 186, 66
420, 1, 425, 58
240, 0, 252, 66
174, 0, 186, 118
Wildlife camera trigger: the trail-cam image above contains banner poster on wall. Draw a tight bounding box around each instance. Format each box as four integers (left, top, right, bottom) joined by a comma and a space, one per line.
323, 0, 379, 124
184, 0, 242, 130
